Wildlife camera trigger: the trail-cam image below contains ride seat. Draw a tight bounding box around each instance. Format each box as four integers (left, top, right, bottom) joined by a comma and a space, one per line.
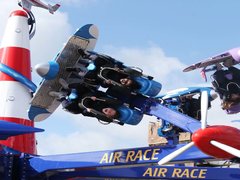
134, 76, 162, 97
117, 105, 143, 125
99, 67, 162, 97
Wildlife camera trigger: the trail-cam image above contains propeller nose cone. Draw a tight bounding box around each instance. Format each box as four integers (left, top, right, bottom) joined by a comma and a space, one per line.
35, 63, 49, 77
35, 61, 59, 80
192, 129, 205, 144
192, 126, 240, 159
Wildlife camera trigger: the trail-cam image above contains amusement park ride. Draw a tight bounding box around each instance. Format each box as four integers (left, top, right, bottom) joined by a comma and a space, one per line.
0, 1, 239, 179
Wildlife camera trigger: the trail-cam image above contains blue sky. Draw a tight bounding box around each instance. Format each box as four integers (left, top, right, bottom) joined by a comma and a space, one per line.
62, 0, 240, 61
0, 0, 239, 155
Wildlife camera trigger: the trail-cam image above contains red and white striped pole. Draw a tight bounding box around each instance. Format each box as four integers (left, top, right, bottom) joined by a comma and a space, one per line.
0, 10, 37, 154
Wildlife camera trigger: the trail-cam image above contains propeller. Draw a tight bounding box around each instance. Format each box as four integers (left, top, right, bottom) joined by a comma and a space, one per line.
210, 141, 240, 158
201, 91, 208, 129
158, 91, 209, 165
158, 142, 195, 165
158, 90, 240, 165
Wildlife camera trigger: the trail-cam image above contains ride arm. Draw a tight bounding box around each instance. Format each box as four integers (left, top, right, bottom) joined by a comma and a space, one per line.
147, 101, 201, 133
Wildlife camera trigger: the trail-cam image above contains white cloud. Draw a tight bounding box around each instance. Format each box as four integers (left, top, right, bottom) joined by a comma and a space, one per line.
30, 9, 72, 66
37, 131, 115, 155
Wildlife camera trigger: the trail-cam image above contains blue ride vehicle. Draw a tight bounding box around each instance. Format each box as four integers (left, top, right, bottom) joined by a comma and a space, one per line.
98, 66, 162, 97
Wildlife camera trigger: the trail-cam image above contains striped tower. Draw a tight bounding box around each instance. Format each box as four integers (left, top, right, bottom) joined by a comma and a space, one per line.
0, 10, 37, 154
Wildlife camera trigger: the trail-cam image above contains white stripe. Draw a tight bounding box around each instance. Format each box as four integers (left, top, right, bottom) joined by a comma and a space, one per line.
0, 81, 31, 119
0, 16, 30, 49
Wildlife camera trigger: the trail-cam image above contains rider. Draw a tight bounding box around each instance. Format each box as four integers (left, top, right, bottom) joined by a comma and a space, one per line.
74, 50, 148, 92
211, 66, 240, 112
102, 69, 142, 91
179, 94, 202, 120
79, 90, 141, 125
80, 94, 121, 122
49, 80, 124, 123
99, 66, 162, 97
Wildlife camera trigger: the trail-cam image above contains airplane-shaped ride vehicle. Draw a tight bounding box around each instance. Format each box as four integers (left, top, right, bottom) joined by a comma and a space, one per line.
183, 48, 240, 114
29, 26, 162, 126
18, 0, 60, 14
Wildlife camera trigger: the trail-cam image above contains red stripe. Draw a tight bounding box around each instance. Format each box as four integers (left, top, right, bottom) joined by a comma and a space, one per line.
0, 117, 37, 154
10, 10, 28, 18
0, 47, 31, 81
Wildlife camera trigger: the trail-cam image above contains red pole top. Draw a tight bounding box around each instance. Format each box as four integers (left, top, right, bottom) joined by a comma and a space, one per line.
10, 10, 28, 18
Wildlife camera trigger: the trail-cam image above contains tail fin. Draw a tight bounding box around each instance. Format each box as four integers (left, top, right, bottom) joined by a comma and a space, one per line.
48, 4, 60, 14
200, 68, 207, 82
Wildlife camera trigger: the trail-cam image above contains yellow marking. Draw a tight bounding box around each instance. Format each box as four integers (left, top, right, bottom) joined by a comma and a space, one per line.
172, 168, 207, 178
172, 168, 182, 178
109, 152, 113, 162
151, 148, 160, 160
181, 169, 190, 178
126, 150, 135, 162
153, 168, 158, 177
133, 150, 143, 161
199, 169, 207, 179
143, 167, 207, 178
143, 168, 167, 177
100, 148, 162, 164
190, 169, 198, 178
158, 168, 167, 177
113, 151, 122, 163
100, 153, 109, 164
143, 149, 151, 160
143, 168, 152, 177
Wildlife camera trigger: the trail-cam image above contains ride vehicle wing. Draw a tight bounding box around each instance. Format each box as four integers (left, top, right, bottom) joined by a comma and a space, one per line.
183, 47, 240, 72
28, 24, 99, 122
159, 86, 217, 101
